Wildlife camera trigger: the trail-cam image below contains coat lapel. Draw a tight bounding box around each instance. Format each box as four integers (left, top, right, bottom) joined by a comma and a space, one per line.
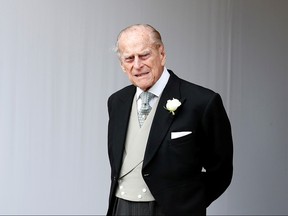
112, 86, 136, 175
143, 71, 185, 168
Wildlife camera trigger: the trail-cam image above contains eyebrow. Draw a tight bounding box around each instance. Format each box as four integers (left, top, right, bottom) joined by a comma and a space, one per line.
122, 50, 151, 58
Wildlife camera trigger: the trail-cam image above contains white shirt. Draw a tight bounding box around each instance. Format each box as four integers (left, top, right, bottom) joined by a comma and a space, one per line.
136, 67, 170, 111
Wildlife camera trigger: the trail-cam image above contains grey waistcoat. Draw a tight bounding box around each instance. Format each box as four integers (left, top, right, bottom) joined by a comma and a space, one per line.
115, 94, 159, 201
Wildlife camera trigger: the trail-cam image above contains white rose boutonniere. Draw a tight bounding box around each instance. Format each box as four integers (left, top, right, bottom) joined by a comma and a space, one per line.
165, 98, 181, 115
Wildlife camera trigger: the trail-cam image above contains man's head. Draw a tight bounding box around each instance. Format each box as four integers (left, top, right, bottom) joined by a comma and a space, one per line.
115, 24, 166, 91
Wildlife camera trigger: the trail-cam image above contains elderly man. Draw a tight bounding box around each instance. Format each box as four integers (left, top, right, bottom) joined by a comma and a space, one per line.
107, 24, 233, 215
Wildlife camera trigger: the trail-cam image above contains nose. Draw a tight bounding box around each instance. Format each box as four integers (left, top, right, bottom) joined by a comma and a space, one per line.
133, 56, 143, 69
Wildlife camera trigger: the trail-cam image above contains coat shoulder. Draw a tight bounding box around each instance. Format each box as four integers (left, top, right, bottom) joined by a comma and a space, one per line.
168, 70, 217, 99
108, 85, 135, 104
178, 77, 218, 103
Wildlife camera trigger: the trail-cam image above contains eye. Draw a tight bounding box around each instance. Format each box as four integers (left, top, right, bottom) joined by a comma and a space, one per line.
124, 56, 134, 63
139, 53, 150, 60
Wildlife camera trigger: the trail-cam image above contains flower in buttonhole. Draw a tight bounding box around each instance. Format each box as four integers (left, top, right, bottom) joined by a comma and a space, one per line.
165, 98, 181, 115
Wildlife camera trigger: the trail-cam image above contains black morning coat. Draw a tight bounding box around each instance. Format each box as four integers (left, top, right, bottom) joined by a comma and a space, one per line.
107, 70, 233, 215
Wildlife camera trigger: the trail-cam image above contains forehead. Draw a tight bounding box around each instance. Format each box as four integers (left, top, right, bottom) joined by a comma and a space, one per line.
118, 29, 154, 54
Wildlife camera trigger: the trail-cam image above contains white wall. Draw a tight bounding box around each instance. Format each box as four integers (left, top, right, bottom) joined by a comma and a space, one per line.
0, 0, 287, 214
225, 0, 288, 214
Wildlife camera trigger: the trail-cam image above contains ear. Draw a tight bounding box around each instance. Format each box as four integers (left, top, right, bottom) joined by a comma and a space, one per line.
159, 45, 166, 66
120, 61, 126, 73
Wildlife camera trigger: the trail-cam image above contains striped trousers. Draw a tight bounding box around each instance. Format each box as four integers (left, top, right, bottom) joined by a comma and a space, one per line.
113, 197, 165, 216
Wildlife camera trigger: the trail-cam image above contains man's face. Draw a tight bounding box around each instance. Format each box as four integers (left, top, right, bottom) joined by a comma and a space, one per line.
118, 29, 166, 91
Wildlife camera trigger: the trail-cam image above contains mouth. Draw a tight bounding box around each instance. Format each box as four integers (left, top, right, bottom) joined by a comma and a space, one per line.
135, 72, 149, 77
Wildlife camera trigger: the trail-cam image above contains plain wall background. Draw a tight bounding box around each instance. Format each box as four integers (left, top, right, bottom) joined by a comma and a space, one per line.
0, 0, 287, 215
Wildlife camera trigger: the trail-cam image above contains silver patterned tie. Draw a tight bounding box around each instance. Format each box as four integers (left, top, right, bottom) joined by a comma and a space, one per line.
138, 91, 155, 127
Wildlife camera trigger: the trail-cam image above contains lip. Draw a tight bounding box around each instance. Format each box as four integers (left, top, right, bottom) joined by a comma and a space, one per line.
135, 72, 149, 77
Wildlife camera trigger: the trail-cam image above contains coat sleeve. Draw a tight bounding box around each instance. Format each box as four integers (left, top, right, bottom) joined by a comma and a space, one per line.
201, 93, 233, 207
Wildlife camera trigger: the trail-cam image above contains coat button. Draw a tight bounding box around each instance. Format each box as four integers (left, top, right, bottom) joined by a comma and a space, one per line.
143, 173, 150, 177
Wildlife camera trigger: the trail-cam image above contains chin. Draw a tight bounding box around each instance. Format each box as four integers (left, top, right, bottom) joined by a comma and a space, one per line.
135, 83, 148, 90
137, 85, 149, 91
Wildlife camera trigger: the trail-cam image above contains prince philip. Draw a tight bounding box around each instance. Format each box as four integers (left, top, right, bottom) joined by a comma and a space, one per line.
107, 24, 233, 215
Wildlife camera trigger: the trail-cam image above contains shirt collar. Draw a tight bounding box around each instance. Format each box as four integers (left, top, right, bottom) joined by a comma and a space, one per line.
136, 67, 170, 100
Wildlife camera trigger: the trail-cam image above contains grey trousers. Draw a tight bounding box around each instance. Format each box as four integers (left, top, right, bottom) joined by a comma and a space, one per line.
113, 197, 165, 216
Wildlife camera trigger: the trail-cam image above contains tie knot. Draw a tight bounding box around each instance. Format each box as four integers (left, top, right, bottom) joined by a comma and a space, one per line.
140, 91, 154, 106
138, 92, 155, 127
